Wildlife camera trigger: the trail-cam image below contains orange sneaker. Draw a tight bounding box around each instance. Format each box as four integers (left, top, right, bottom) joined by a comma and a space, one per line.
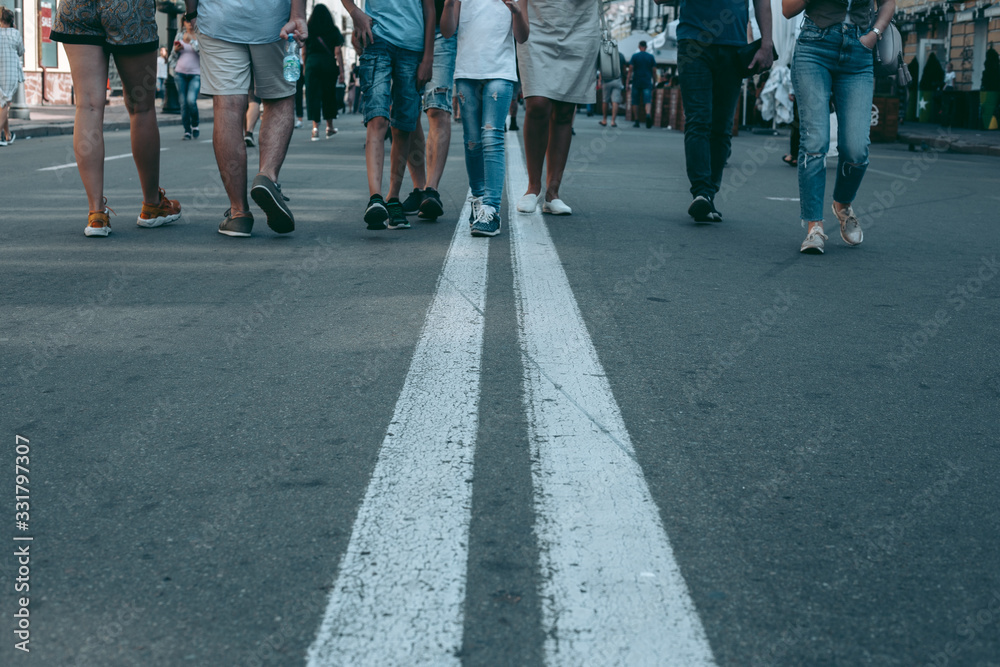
137, 188, 182, 228
85, 201, 115, 237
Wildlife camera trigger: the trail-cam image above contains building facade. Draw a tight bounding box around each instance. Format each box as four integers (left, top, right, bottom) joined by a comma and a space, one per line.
897, 0, 1000, 90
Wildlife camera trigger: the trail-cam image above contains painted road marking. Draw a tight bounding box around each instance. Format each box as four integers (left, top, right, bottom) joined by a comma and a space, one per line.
38, 148, 170, 172
506, 135, 717, 666
766, 196, 800, 202
307, 198, 488, 666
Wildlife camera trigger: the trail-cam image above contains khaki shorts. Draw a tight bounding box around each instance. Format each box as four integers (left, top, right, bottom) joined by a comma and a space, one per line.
198, 33, 295, 99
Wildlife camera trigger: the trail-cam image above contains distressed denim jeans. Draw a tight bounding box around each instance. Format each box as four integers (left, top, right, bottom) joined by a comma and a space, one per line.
455, 79, 515, 212
174, 73, 201, 134
792, 18, 874, 222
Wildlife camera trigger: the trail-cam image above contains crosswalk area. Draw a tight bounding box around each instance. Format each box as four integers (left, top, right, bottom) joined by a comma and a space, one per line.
306, 135, 716, 666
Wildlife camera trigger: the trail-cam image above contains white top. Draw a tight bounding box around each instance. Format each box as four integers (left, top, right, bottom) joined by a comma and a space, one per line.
455, 0, 517, 82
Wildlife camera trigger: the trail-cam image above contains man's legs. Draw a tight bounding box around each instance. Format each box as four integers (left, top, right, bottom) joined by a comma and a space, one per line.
707, 47, 743, 196
406, 116, 427, 191
257, 95, 295, 183
213, 94, 251, 216
678, 40, 716, 199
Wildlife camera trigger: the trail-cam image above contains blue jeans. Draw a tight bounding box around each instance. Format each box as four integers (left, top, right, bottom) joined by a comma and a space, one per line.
678, 40, 744, 199
174, 73, 201, 133
422, 30, 457, 113
455, 79, 515, 212
792, 18, 874, 222
359, 36, 422, 132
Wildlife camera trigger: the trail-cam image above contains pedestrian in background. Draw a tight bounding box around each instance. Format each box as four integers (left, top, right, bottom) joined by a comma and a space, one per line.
305, 4, 345, 141
49, 0, 182, 236
515, 0, 601, 216
441, 0, 529, 237
784, 0, 895, 254
672, 0, 773, 223
341, 0, 435, 231
401, 0, 458, 223
600, 50, 627, 128
156, 46, 168, 100
171, 17, 201, 140
0, 7, 25, 146
628, 40, 656, 129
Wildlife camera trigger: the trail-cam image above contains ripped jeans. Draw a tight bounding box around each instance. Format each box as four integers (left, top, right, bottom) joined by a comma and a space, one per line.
792, 18, 874, 222
455, 78, 515, 212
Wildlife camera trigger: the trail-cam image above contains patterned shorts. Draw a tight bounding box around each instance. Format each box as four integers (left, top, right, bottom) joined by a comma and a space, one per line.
51, 0, 158, 54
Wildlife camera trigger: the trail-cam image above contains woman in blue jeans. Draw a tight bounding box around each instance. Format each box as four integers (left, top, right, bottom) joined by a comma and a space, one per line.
171, 18, 201, 140
442, 0, 529, 237
784, 0, 895, 254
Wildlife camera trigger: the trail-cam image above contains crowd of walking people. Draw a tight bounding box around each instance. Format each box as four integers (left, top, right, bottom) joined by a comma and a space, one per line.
25, 0, 892, 255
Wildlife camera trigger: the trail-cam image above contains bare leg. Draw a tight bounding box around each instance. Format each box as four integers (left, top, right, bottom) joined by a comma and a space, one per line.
544, 101, 576, 202
114, 49, 161, 204
63, 44, 110, 212
406, 115, 427, 191
0, 105, 9, 140
245, 99, 261, 136
365, 116, 389, 196
257, 95, 294, 182
388, 127, 412, 200
424, 108, 451, 190
612, 101, 619, 124
522, 96, 553, 196
213, 94, 251, 216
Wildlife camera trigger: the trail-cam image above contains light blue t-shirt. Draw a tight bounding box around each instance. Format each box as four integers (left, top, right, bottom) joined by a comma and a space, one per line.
198, 0, 292, 45
367, 0, 425, 53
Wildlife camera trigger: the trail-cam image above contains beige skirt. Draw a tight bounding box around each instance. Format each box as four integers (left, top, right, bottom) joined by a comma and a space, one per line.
516, 0, 600, 105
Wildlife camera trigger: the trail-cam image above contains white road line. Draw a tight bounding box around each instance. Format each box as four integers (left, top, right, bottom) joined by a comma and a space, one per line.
766, 196, 800, 202
505, 135, 716, 666
38, 148, 169, 172
307, 199, 488, 667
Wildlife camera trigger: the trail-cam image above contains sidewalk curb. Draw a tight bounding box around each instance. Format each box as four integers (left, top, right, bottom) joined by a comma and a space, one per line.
897, 131, 1000, 158
12, 115, 185, 139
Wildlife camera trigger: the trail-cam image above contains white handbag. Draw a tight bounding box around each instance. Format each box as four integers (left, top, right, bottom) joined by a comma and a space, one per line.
598, 5, 620, 81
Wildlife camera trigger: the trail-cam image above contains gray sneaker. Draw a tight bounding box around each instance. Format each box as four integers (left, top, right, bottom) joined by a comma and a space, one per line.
250, 174, 294, 234
832, 204, 863, 246
800, 225, 828, 254
218, 209, 254, 237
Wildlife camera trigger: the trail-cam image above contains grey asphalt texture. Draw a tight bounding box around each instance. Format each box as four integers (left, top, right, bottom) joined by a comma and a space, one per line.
1, 113, 999, 666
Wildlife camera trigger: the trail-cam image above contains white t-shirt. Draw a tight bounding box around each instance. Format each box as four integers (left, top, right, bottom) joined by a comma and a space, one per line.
455, 0, 517, 82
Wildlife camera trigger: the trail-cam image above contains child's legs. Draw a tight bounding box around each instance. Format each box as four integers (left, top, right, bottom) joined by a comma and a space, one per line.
64, 44, 110, 211
455, 79, 485, 199
359, 39, 393, 196
387, 44, 422, 200
479, 79, 514, 211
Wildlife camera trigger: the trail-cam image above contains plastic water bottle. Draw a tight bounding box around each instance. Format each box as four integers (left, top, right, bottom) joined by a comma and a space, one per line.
282, 36, 300, 82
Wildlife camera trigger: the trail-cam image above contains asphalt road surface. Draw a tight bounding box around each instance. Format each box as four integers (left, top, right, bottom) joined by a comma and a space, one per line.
1, 112, 999, 667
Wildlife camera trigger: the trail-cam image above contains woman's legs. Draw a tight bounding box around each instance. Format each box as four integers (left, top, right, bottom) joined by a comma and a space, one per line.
479, 79, 514, 212
792, 45, 834, 228
0, 103, 10, 141
831, 63, 873, 212
63, 44, 111, 212
186, 74, 201, 131
175, 73, 192, 133
456, 79, 485, 200
114, 48, 161, 205
522, 95, 552, 196
544, 100, 576, 202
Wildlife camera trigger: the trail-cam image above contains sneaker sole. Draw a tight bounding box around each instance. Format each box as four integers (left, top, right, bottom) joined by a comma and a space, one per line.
218, 228, 252, 238
84, 227, 111, 237
418, 199, 444, 219
800, 245, 824, 254
470, 227, 501, 237
136, 213, 181, 228
365, 206, 389, 230
387, 221, 411, 230
251, 183, 295, 234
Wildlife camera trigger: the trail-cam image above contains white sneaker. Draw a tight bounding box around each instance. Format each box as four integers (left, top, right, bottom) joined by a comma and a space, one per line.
294, 119, 303, 129
542, 198, 572, 215
800, 225, 828, 254
516, 193, 539, 213
832, 204, 863, 246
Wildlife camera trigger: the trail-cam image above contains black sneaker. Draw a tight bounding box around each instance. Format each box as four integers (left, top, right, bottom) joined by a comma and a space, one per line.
192, 126, 200, 139
418, 187, 444, 220
508, 120, 519, 132
646, 116, 654, 129
250, 174, 295, 234
244, 133, 255, 147
401, 188, 424, 216
687, 195, 714, 223
633, 121, 640, 128
707, 198, 722, 222
364, 194, 388, 230
386, 198, 410, 229
218, 209, 254, 237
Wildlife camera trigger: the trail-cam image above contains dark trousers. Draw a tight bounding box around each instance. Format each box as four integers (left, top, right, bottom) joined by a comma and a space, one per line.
678, 40, 743, 199
295, 74, 304, 118
306, 55, 340, 122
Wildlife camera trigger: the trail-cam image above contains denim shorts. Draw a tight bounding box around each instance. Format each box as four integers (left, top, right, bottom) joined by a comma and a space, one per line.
422, 31, 457, 113
631, 85, 652, 106
359, 36, 422, 132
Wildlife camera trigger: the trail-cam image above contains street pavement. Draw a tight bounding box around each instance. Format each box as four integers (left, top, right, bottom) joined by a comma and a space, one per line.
1, 113, 999, 666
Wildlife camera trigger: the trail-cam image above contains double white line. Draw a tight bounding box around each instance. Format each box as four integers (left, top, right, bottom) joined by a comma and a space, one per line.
307, 136, 715, 666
